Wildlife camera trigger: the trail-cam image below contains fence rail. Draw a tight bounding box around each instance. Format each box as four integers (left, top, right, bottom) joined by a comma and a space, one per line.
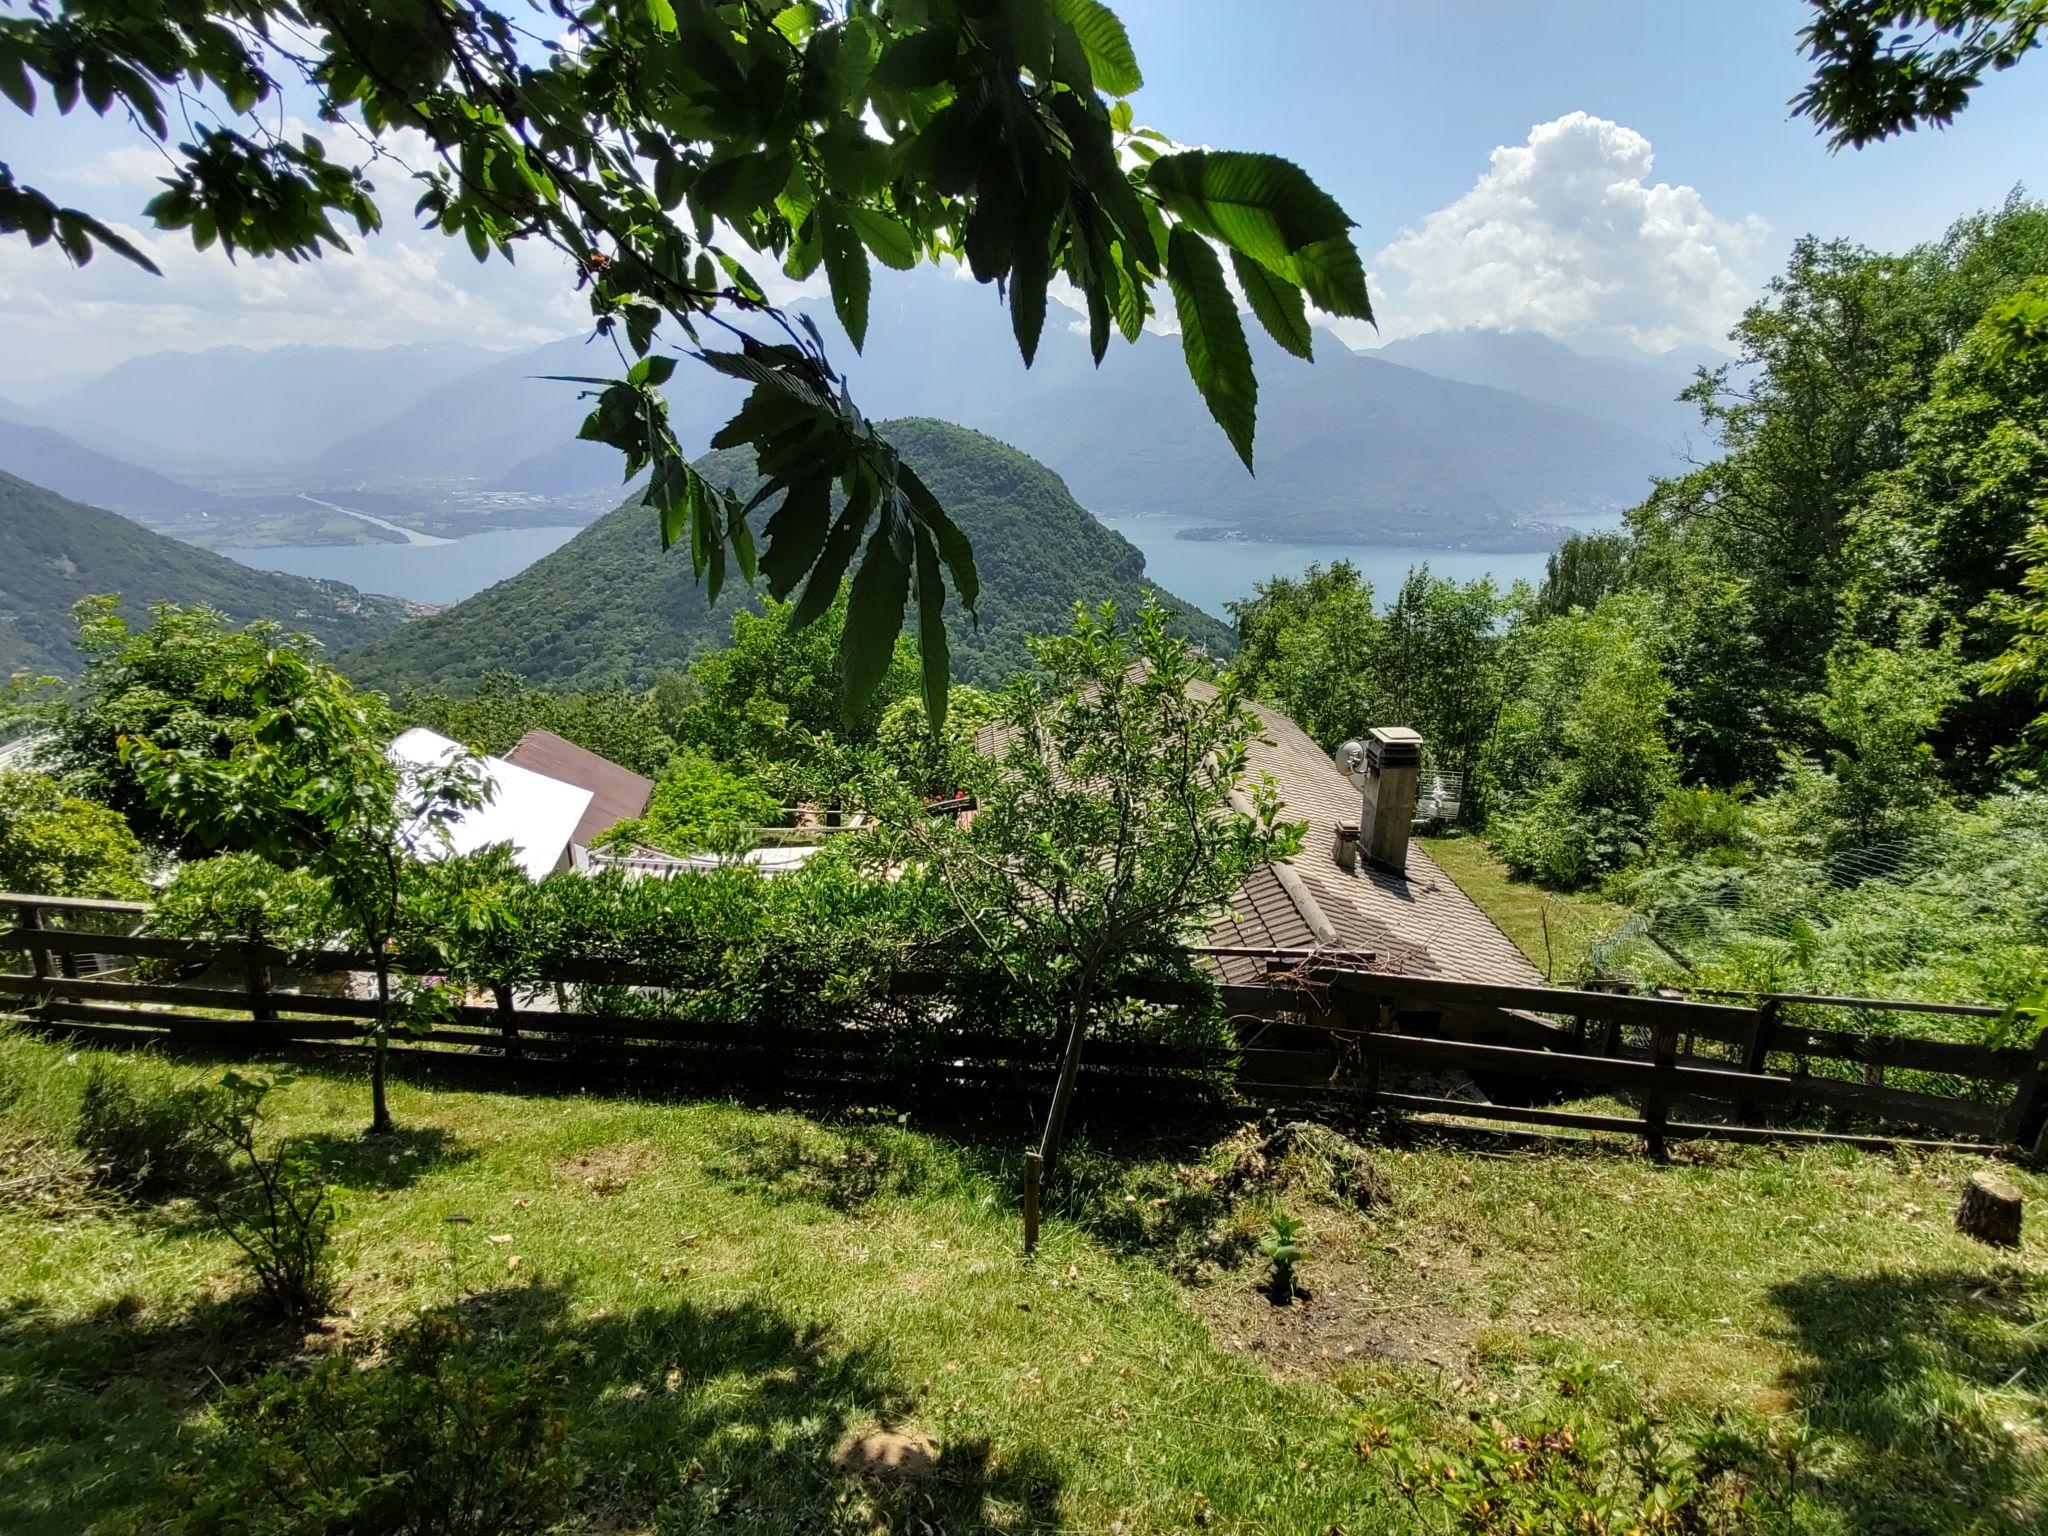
2, 892, 2043, 1156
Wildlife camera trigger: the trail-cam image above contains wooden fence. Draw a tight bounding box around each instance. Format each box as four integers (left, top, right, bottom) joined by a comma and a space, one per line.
3, 892, 2044, 1157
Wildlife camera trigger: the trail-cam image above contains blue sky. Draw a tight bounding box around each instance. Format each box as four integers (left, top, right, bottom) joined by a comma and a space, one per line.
1, 0, 2041, 396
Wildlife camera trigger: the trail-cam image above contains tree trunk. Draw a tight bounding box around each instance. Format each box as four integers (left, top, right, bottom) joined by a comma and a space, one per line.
1956, 1169, 2023, 1248
368, 955, 394, 1136
1036, 990, 1095, 1179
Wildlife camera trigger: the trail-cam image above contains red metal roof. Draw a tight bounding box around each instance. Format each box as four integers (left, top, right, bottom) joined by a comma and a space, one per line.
502, 729, 654, 850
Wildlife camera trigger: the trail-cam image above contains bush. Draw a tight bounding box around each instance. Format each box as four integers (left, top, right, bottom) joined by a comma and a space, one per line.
197, 1073, 339, 1322
174, 1309, 572, 1536
594, 745, 780, 856
74, 1059, 225, 1196
147, 852, 337, 949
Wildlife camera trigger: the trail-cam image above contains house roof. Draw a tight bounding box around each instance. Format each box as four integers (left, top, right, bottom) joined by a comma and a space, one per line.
387, 727, 591, 880
974, 684, 1541, 989
1212, 696, 1543, 988
502, 729, 654, 849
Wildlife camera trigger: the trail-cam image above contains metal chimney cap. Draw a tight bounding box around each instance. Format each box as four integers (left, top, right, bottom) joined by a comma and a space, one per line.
1365, 725, 1423, 769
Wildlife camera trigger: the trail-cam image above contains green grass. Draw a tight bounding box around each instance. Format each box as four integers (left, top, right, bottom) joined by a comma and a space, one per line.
2, 1028, 2045, 1533
1421, 829, 1629, 982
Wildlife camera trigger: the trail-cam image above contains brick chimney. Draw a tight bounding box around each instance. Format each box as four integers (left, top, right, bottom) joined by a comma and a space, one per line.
1358, 726, 1423, 874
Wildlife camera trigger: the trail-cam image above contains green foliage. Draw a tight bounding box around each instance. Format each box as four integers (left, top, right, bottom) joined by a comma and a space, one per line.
1382, 1377, 1759, 1535
195, 1072, 339, 1324
1793, 1, 2046, 149
0, 768, 149, 899
868, 597, 1301, 1165
399, 672, 680, 779
1480, 596, 1677, 888
1808, 637, 1963, 842
74, 1059, 224, 1198
1229, 562, 1511, 776
1258, 1211, 1307, 1300
0, 472, 409, 681
343, 421, 1231, 701
601, 746, 780, 856
874, 683, 997, 797
93, 603, 486, 1132
146, 853, 336, 950
1533, 530, 1631, 620
1, 2, 1363, 724
175, 1309, 571, 1536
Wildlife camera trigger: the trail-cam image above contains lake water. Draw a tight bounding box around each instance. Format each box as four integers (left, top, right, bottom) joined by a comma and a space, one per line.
222, 512, 1625, 615
1097, 512, 1620, 619
221, 525, 584, 604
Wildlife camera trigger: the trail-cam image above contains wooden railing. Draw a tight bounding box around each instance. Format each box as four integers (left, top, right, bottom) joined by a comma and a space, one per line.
3, 892, 2043, 1155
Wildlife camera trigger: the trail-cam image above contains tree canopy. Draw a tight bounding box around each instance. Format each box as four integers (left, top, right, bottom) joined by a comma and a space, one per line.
0, 0, 1370, 730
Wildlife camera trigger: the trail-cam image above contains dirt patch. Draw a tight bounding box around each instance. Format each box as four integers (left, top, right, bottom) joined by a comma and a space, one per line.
1193, 1259, 1481, 1379
553, 1142, 663, 1195
832, 1427, 939, 1482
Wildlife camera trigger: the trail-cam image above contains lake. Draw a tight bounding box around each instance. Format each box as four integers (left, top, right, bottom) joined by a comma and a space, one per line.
1097, 512, 1619, 618
221, 525, 584, 605
222, 512, 1623, 615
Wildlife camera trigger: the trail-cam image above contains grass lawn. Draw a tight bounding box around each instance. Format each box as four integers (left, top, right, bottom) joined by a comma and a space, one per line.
2, 1027, 2045, 1534
1420, 829, 1630, 983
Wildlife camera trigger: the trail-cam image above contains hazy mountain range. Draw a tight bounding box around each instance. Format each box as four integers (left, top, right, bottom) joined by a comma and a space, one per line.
3, 269, 1719, 554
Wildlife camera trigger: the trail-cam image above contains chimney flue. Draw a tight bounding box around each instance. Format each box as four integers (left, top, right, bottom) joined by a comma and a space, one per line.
1332, 821, 1359, 874
1359, 726, 1423, 874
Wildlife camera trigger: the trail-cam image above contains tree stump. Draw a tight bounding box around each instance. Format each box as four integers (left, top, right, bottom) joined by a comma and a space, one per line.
1956, 1170, 2024, 1248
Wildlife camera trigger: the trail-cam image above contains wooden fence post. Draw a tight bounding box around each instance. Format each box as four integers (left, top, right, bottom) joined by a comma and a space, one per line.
1645, 1019, 1678, 1162
493, 982, 521, 1059
1737, 1000, 1777, 1125
244, 944, 276, 1028
19, 903, 53, 1020
1022, 1151, 1043, 1256
1998, 1026, 2048, 1152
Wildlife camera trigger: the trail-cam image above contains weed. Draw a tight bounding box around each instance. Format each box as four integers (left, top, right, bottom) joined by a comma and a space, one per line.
1260, 1213, 1309, 1303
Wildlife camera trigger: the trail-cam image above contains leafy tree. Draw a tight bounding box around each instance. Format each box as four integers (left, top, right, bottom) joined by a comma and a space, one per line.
1793, 1, 2045, 149
110, 610, 486, 1133
0, 0, 1368, 728
147, 853, 338, 949
871, 598, 1301, 1176
874, 682, 996, 797
0, 768, 151, 899
674, 590, 915, 772
1532, 530, 1631, 620
1230, 562, 1385, 751
597, 745, 780, 855
1809, 637, 1964, 842
1479, 595, 1677, 887
399, 671, 680, 778
1375, 567, 1512, 782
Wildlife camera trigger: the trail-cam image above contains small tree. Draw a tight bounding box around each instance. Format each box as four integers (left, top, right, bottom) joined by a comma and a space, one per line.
113, 606, 486, 1134
877, 599, 1301, 1178
0, 768, 151, 899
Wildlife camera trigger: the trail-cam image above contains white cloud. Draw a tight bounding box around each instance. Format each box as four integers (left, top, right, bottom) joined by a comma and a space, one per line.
1358, 111, 1767, 353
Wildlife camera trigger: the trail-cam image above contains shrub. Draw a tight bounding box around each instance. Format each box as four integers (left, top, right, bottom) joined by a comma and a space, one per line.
196, 1073, 339, 1322
74, 1059, 225, 1196
594, 745, 780, 856
147, 852, 337, 950
174, 1310, 571, 1536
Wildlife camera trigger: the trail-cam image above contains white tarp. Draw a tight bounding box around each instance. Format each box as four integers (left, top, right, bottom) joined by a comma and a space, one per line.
387, 727, 592, 880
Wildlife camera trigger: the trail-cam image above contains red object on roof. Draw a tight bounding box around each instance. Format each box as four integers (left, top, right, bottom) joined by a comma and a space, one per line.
502, 729, 654, 849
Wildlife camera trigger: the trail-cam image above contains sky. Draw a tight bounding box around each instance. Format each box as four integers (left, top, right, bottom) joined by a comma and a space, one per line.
1, 0, 2042, 399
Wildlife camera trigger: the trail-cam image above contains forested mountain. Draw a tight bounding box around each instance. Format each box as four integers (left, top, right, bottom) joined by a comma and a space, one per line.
341, 419, 1231, 693
0, 470, 413, 677
0, 419, 221, 521
42, 342, 502, 471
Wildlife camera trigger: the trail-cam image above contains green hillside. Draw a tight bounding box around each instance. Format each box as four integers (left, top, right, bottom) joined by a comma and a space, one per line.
0, 470, 413, 678
342, 419, 1233, 693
